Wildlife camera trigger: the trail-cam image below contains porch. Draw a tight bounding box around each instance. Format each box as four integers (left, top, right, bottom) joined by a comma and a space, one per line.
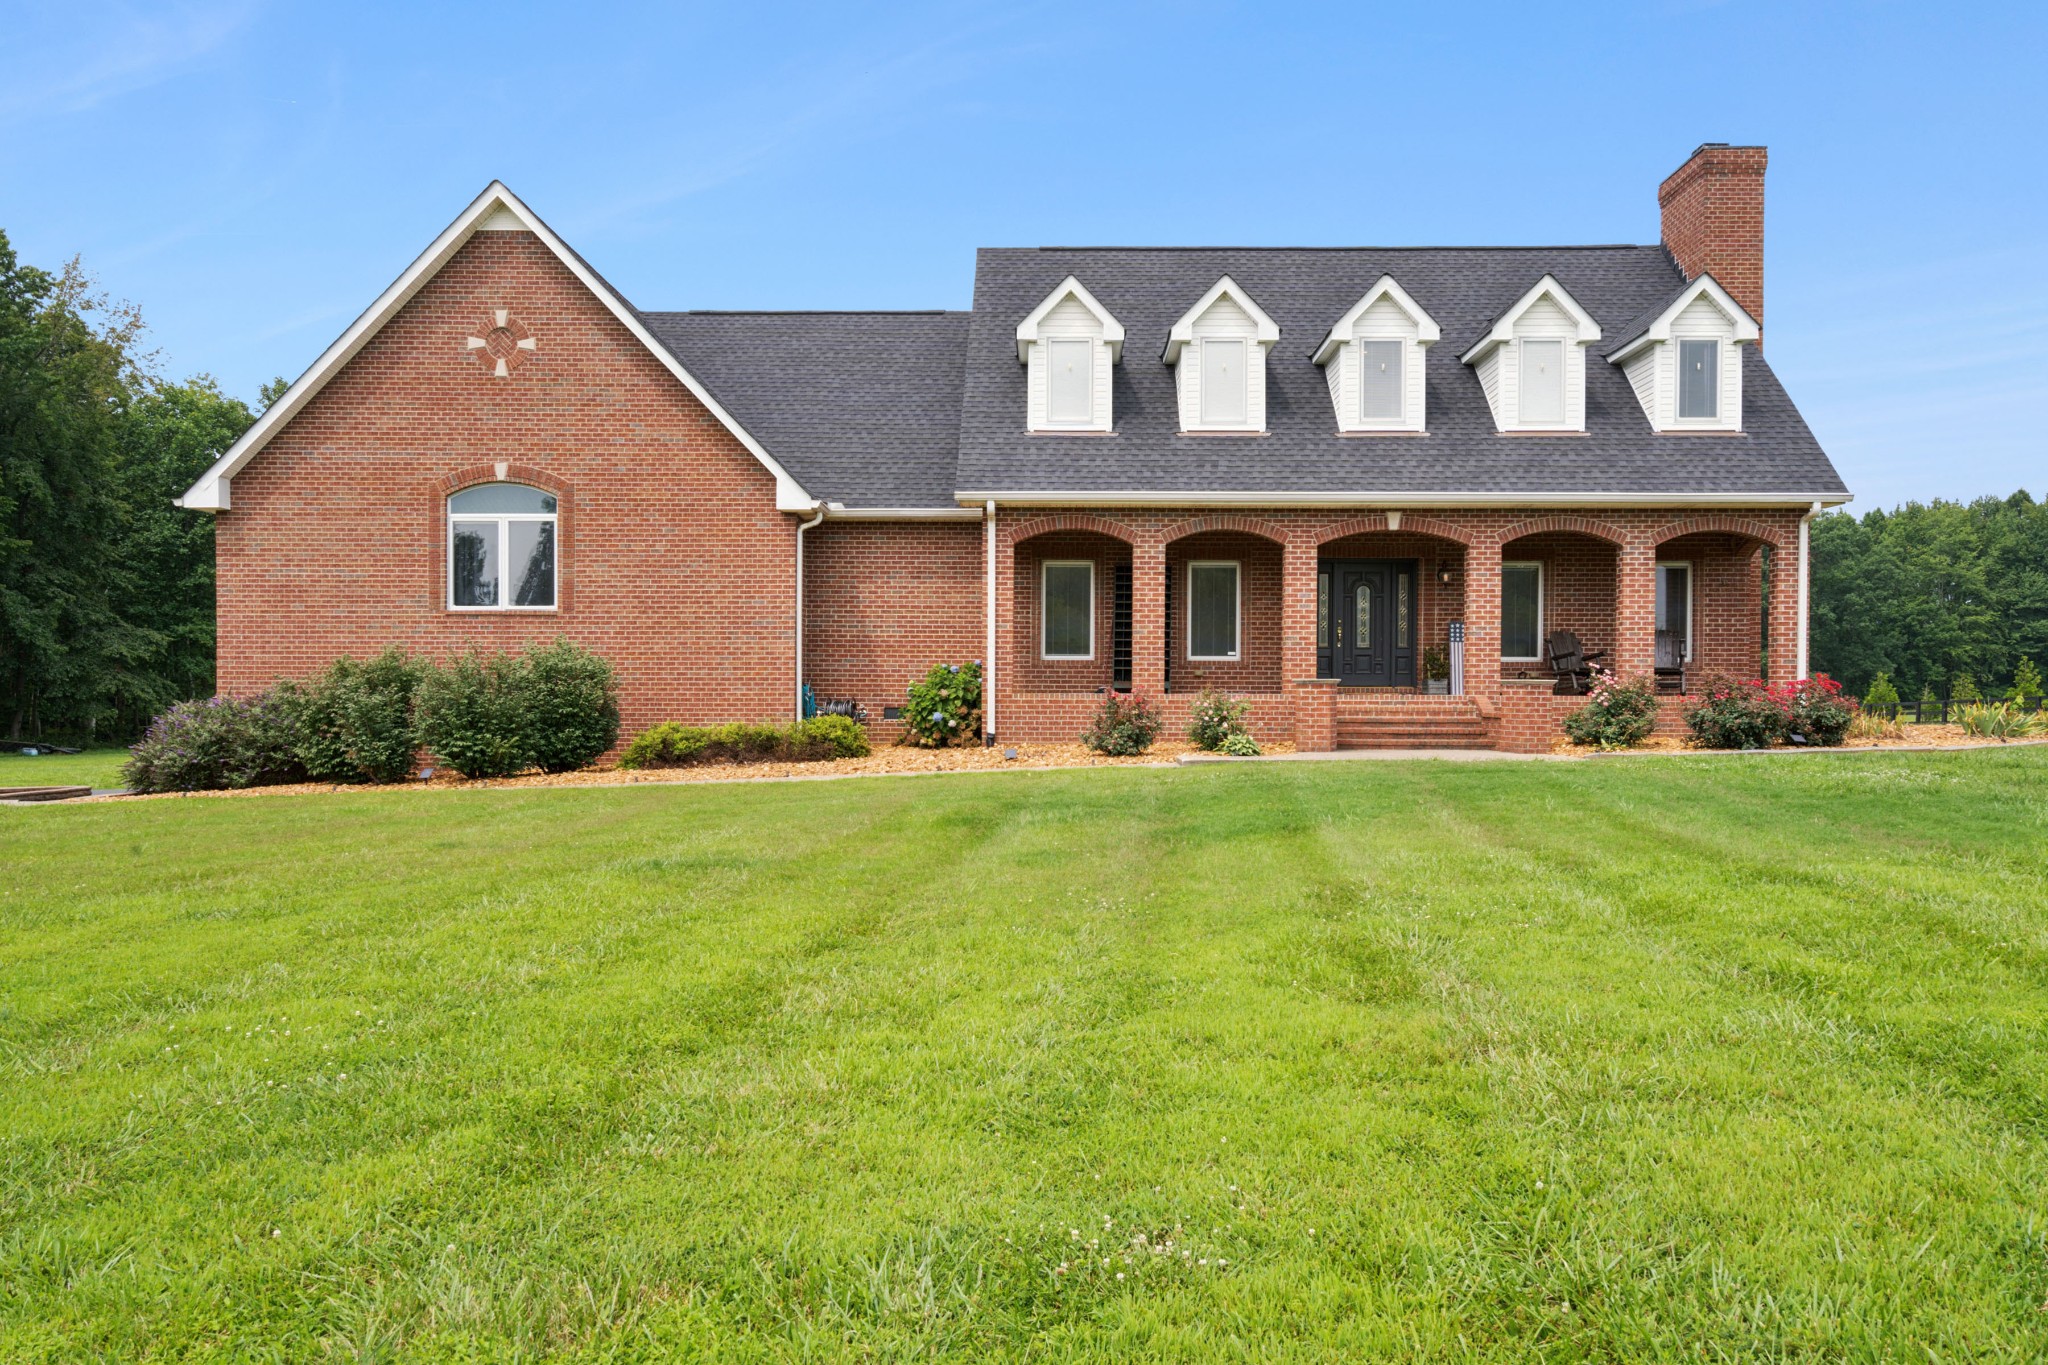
992, 509, 1802, 752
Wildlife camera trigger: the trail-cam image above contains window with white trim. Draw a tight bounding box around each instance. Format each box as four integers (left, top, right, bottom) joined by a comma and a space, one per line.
449, 483, 556, 609
1501, 561, 1543, 660
1047, 338, 1094, 425
1359, 339, 1403, 422
1041, 560, 1094, 660
1187, 561, 1241, 660
1656, 561, 1693, 661
1677, 339, 1719, 420
1199, 339, 1248, 426
1518, 340, 1564, 424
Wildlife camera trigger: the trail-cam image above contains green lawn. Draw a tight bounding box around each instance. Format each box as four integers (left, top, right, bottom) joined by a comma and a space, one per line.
0, 747, 130, 791
3, 752, 2045, 1361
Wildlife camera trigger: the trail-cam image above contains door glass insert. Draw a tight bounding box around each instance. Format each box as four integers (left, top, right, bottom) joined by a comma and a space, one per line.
1355, 582, 1370, 648
1397, 573, 1410, 647
1317, 571, 1330, 647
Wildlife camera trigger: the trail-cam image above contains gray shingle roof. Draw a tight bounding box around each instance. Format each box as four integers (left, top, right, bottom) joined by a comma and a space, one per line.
955, 245, 1846, 503
641, 310, 968, 509
636, 245, 1845, 509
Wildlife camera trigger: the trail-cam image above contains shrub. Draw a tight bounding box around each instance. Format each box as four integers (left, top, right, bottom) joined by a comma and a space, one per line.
902, 662, 982, 748
1847, 710, 1905, 742
1684, 676, 1787, 750
124, 690, 306, 793
412, 650, 532, 778
1561, 669, 1660, 749
1951, 673, 1981, 702
1421, 646, 1450, 683
521, 639, 621, 773
1862, 671, 1900, 711
1956, 702, 2047, 741
1217, 730, 1262, 757
2012, 657, 2044, 706
1081, 692, 1162, 756
617, 715, 870, 769
293, 648, 423, 783
1187, 690, 1251, 751
1781, 674, 1857, 747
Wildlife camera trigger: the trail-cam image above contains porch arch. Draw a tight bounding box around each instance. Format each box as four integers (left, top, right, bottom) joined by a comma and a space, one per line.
1157, 513, 1288, 547
1495, 514, 1627, 547
1647, 513, 1788, 551
1003, 513, 1140, 548
1313, 513, 1472, 547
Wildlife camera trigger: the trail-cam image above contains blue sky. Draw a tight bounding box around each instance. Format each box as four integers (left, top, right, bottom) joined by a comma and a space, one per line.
3, 1, 2041, 511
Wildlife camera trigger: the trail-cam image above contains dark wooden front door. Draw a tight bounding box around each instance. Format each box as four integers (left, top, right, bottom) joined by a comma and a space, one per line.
1319, 559, 1416, 687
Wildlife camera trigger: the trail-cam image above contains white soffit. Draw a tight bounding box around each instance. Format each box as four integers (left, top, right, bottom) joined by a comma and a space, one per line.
178, 181, 813, 512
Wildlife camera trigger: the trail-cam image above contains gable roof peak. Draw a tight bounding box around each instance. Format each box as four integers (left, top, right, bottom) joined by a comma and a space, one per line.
1311, 274, 1442, 365
1014, 275, 1126, 363
1457, 273, 1602, 364
1163, 275, 1280, 363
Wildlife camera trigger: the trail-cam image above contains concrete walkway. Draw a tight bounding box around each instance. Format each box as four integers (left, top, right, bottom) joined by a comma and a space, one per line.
1180, 747, 1565, 764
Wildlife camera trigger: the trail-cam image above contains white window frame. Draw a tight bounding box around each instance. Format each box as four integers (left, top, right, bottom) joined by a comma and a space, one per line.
1675, 338, 1720, 424
1516, 338, 1567, 428
1501, 560, 1545, 661
1039, 559, 1095, 661
1197, 337, 1251, 429
447, 492, 558, 613
1656, 560, 1695, 661
1186, 560, 1242, 661
1044, 337, 1096, 428
1355, 337, 1407, 427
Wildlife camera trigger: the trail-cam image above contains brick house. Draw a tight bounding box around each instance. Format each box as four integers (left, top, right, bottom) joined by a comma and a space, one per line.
180, 144, 1849, 753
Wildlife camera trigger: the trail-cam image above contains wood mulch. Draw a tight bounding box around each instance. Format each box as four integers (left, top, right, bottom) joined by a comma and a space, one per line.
1550, 724, 2040, 755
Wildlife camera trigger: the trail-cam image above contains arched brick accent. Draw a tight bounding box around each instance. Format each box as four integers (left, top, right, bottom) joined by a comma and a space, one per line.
1497, 514, 1628, 547
1312, 513, 1472, 547
1647, 513, 1788, 550
435, 463, 572, 500
1158, 513, 1289, 546
1004, 513, 1140, 547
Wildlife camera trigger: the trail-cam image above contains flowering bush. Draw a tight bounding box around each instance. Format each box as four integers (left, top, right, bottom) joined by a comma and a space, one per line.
901, 661, 982, 747
1684, 676, 1787, 750
292, 648, 423, 783
1781, 674, 1856, 746
1561, 669, 1659, 749
1186, 690, 1251, 751
124, 690, 306, 793
1081, 691, 1162, 756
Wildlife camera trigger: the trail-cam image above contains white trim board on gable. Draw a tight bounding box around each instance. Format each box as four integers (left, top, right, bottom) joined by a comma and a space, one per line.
177, 182, 814, 513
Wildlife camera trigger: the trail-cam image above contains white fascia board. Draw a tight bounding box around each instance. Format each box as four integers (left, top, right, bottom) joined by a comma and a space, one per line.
1457, 274, 1603, 366
1014, 276, 1126, 364
956, 489, 1853, 509
1604, 273, 1761, 365
178, 181, 813, 513
1311, 275, 1442, 366
820, 504, 986, 521
1162, 276, 1281, 364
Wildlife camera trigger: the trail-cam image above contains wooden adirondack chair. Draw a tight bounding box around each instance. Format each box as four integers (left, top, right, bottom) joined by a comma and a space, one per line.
1654, 630, 1689, 695
1545, 630, 1607, 695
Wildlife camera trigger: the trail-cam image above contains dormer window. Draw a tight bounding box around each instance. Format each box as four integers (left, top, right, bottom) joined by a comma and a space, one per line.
1015, 277, 1123, 433
1459, 275, 1602, 433
1164, 277, 1279, 433
1312, 275, 1439, 433
1604, 273, 1757, 432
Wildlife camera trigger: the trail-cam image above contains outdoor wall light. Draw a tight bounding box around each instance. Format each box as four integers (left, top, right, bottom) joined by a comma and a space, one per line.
1436, 564, 1456, 586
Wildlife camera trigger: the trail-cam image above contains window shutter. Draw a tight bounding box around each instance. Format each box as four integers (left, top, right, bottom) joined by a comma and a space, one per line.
1200, 339, 1247, 425
1047, 339, 1093, 424
1359, 339, 1403, 421
1678, 339, 1718, 419
1518, 340, 1563, 423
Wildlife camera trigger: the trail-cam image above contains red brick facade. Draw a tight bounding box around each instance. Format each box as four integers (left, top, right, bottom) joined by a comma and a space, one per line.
1659, 143, 1767, 335
210, 228, 1808, 757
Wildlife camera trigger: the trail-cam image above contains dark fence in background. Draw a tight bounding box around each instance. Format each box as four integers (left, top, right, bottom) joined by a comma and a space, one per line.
1865, 696, 2044, 724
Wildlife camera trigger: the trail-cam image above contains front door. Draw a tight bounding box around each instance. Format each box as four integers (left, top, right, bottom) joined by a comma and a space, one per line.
1320, 559, 1416, 686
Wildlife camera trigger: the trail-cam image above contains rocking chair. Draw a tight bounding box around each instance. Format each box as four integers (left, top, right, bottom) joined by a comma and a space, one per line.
1654, 631, 1689, 696
1544, 630, 1607, 696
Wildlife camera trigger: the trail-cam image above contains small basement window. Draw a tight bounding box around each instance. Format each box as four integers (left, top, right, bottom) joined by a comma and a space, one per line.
1501, 561, 1543, 660
1041, 560, 1094, 660
449, 482, 556, 609
1678, 339, 1719, 419
1188, 561, 1241, 660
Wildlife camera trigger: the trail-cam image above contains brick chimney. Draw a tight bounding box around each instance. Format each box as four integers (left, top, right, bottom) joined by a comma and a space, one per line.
1659, 143, 1767, 337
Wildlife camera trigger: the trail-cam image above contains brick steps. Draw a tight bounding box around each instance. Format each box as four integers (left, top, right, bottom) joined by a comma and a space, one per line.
1332, 692, 1494, 749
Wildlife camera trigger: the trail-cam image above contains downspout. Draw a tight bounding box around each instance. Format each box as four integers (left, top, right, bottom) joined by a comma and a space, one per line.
794, 506, 825, 719
1795, 499, 1820, 680
984, 499, 997, 744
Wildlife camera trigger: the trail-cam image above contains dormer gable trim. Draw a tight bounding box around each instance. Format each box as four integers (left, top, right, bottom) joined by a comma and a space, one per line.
1162, 276, 1280, 364
1604, 273, 1759, 365
1457, 274, 1602, 365
1311, 275, 1441, 365
177, 181, 812, 512
1015, 276, 1126, 364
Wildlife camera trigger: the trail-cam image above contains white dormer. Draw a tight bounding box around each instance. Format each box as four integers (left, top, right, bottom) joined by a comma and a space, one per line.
1604, 274, 1758, 433
1311, 275, 1440, 433
1459, 275, 1602, 432
1163, 277, 1280, 433
1016, 277, 1124, 433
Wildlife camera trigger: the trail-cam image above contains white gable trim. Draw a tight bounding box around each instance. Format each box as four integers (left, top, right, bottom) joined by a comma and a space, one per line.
1605, 273, 1759, 365
1014, 276, 1125, 364
1311, 275, 1441, 365
1162, 276, 1280, 364
1457, 274, 1602, 365
177, 181, 813, 512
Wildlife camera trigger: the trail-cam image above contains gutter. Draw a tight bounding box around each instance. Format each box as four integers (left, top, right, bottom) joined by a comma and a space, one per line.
984, 500, 997, 744
793, 505, 825, 719
955, 490, 1853, 509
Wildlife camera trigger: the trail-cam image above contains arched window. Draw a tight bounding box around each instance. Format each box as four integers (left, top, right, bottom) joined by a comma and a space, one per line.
448, 483, 556, 609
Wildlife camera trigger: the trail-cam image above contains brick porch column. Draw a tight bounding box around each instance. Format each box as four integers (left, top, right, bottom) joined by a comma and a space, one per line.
1765, 530, 1799, 683
1131, 533, 1167, 698
1283, 534, 1328, 746
1464, 538, 1503, 708
1615, 533, 1657, 678
993, 509, 1017, 738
